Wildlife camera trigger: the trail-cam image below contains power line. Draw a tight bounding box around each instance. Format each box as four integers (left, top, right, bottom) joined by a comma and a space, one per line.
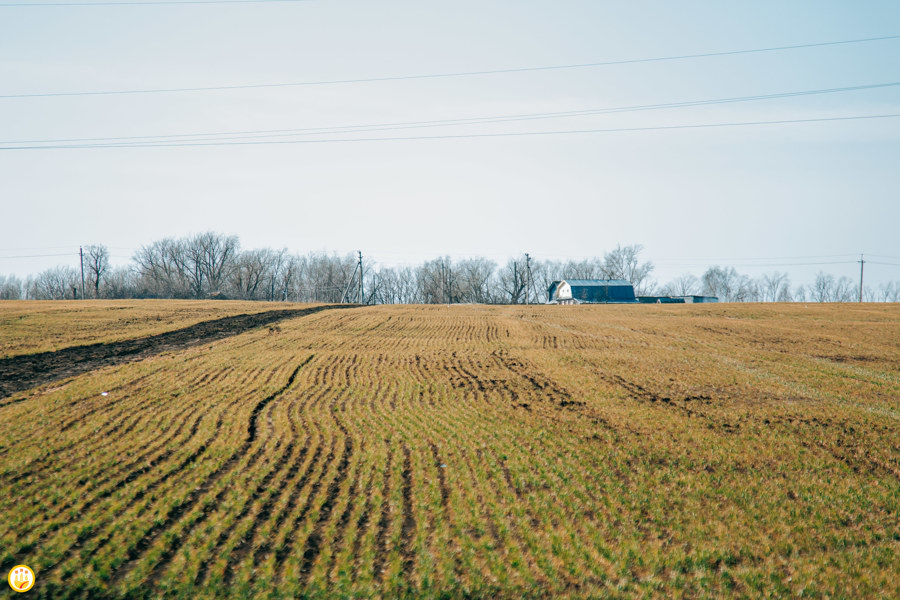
0, 0, 310, 6
655, 253, 858, 262
2, 113, 896, 150
659, 260, 857, 268
0, 245, 78, 251
0, 252, 76, 259
5, 81, 897, 146
2, 34, 898, 98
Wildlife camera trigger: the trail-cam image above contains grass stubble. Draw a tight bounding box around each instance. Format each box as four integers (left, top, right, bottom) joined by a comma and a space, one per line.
0, 301, 897, 598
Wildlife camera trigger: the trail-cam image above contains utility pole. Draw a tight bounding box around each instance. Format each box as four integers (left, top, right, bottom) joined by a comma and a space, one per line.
79, 246, 85, 300
859, 254, 865, 303
513, 261, 518, 304
340, 253, 362, 304
358, 251, 363, 304
524, 253, 532, 305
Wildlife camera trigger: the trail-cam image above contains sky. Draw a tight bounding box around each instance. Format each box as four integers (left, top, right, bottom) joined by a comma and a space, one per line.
1, 0, 899, 292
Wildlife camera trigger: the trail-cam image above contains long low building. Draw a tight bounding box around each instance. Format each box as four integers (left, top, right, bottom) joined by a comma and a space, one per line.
547, 279, 637, 304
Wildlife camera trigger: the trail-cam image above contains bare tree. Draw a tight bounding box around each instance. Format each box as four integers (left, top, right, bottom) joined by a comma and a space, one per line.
812, 272, 834, 302
230, 249, 270, 300
662, 273, 699, 296
833, 276, 855, 302
498, 258, 527, 304
28, 266, 78, 300
84, 244, 110, 298
603, 244, 655, 294
196, 232, 239, 296
0, 275, 22, 300
761, 271, 790, 302
734, 275, 760, 302
879, 281, 900, 302
415, 258, 448, 304
298, 252, 357, 302
529, 260, 556, 303
560, 258, 606, 280
264, 249, 298, 301
134, 238, 190, 298
102, 266, 138, 299
455, 258, 496, 303
702, 266, 737, 301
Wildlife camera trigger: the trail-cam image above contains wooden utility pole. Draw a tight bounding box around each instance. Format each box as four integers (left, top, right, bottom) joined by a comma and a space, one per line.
340, 254, 361, 304
513, 261, 518, 304
358, 251, 363, 304
859, 254, 865, 303
524, 253, 531, 305
79, 246, 85, 300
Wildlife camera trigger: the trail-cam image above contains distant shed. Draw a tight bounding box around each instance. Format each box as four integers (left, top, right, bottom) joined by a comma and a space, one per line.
637, 296, 685, 304
548, 279, 637, 304
672, 295, 719, 303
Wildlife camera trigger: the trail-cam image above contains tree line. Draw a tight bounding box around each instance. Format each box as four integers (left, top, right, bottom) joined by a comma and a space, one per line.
1, 232, 898, 303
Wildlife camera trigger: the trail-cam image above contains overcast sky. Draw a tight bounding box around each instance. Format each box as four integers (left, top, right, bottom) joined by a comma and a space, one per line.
1, 0, 899, 290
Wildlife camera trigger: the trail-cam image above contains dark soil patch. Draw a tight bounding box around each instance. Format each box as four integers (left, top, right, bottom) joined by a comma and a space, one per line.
0, 305, 354, 400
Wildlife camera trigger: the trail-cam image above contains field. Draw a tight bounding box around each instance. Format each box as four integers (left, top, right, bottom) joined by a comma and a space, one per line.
0, 300, 299, 358
0, 301, 898, 599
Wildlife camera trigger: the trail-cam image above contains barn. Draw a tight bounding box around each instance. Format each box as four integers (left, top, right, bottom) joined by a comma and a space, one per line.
547, 279, 637, 304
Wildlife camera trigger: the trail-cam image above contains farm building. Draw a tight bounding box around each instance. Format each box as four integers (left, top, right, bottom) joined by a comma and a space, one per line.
637, 296, 686, 304
547, 279, 637, 304
672, 295, 719, 303
638, 295, 719, 304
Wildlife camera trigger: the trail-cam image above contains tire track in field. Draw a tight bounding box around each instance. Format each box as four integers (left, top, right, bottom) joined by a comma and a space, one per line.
327, 446, 372, 584
599, 372, 731, 428
0, 370, 161, 411
199, 384, 317, 588
0, 305, 352, 400
156, 364, 293, 586
0, 373, 163, 483
242, 383, 333, 590
473, 448, 546, 586
346, 463, 377, 574
271, 435, 339, 584
4, 392, 194, 500
105, 357, 312, 589
428, 442, 463, 578
267, 379, 344, 585
12, 401, 205, 542
247, 428, 325, 587
371, 446, 394, 583
399, 444, 417, 578
294, 418, 355, 586
33, 380, 254, 581
9, 363, 281, 538
491, 350, 577, 405
215, 391, 315, 587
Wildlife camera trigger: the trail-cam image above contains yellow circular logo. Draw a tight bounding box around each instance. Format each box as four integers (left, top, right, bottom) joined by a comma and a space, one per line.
8, 565, 34, 593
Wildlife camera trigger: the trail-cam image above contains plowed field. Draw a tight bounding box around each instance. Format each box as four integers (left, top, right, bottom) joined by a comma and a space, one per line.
1, 302, 898, 599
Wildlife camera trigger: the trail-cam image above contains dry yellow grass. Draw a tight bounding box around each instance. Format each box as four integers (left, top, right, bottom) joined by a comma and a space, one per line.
0, 302, 898, 599
0, 300, 299, 358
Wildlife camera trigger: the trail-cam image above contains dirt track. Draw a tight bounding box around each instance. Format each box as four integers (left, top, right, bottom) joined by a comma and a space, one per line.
0, 305, 352, 400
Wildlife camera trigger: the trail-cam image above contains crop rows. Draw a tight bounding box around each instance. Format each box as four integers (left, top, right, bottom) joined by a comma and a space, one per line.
0, 300, 298, 358
1, 303, 898, 598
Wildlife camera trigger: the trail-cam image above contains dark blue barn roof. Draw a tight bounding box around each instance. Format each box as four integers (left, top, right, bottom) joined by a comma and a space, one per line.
548, 279, 637, 303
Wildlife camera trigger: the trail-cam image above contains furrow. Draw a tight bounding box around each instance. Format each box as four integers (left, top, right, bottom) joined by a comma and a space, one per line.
105, 358, 309, 589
